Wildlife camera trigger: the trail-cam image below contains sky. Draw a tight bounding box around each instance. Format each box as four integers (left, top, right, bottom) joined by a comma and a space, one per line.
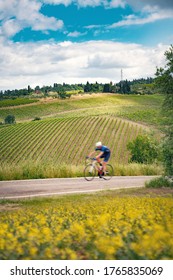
0, 0, 173, 91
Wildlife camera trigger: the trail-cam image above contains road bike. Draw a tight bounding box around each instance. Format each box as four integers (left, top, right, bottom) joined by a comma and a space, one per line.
84, 157, 114, 181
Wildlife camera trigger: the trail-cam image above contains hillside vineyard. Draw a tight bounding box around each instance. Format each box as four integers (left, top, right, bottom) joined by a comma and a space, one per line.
0, 116, 144, 166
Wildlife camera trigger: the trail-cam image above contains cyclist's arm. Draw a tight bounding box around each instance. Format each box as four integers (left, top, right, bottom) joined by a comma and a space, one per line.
88, 151, 96, 157
96, 151, 104, 159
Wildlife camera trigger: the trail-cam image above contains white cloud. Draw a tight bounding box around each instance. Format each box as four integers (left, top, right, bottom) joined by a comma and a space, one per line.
85, 24, 104, 29
0, 0, 64, 39
42, 0, 72, 6
0, 19, 22, 37
0, 40, 168, 90
125, 0, 173, 11
108, 7, 173, 28
67, 31, 87, 37
104, 0, 173, 30
42, 0, 125, 8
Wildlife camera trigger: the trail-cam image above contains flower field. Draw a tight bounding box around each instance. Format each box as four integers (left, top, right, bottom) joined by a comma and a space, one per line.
0, 193, 173, 260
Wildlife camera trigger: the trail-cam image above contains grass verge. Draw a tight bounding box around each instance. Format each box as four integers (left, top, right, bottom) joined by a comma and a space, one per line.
0, 161, 163, 181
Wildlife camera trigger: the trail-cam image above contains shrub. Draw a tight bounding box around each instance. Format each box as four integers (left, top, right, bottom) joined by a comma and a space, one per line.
33, 117, 41, 121
127, 135, 159, 164
57, 90, 70, 99
4, 115, 16, 124
145, 176, 173, 188
161, 135, 173, 176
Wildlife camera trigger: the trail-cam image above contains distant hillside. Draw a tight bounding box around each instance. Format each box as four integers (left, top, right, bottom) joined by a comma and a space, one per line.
0, 93, 163, 126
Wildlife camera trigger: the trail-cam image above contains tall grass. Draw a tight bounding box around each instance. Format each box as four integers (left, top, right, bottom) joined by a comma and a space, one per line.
0, 160, 163, 181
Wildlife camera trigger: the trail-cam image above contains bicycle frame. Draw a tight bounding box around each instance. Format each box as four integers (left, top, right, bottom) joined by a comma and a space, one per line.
85, 158, 100, 171
84, 157, 114, 181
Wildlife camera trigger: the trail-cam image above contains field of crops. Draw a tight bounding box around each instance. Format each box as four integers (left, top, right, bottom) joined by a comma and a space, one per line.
0, 94, 163, 125
0, 115, 145, 166
0, 191, 172, 260
0, 98, 38, 108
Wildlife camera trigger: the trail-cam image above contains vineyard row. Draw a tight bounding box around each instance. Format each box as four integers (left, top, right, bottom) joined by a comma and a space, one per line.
0, 116, 146, 165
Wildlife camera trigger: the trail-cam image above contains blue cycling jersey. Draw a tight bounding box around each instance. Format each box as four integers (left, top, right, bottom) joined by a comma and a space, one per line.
95, 145, 110, 153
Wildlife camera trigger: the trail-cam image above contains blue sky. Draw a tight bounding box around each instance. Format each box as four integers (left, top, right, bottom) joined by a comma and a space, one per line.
13, 3, 173, 46
0, 0, 173, 90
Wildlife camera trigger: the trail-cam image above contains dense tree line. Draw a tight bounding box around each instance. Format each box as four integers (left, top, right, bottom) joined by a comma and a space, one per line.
129, 77, 154, 85
0, 78, 155, 99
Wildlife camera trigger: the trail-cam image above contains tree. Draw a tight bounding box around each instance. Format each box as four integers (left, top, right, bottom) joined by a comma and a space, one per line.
103, 83, 112, 93
27, 85, 32, 93
120, 80, 131, 94
127, 135, 159, 164
155, 45, 173, 175
4, 115, 16, 124
57, 89, 70, 99
0, 90, 3, 99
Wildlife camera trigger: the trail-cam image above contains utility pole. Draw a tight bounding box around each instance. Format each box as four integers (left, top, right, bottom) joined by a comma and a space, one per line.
121, 69, 123, 81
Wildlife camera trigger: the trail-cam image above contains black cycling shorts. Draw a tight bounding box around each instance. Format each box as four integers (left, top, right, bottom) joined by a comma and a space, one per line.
100, 152, 111, 162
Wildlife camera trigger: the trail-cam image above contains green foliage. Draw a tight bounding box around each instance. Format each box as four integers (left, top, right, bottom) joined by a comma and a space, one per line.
145, 176, 173, 188
1, 78, 155, 98
127, 135, 159, 164
3, 88, 31, 97
155, 45, 173, 175
57, 90, 70, 99
119, 80, 131, 94
161, 133, 173, 175
103, 82, 116, 93
32, 117, 41, 121
4, 115, 16, 124
0, 98, 38, 107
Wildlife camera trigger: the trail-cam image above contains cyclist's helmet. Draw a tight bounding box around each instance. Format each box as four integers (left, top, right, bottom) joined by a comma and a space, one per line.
96, 141, 102, 147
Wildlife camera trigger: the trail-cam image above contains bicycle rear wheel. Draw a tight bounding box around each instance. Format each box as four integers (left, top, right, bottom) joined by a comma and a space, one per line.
103, 164, 114, 180
84, 164, 96, 181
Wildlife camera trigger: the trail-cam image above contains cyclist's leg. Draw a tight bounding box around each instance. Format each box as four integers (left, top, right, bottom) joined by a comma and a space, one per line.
96, 157, 103, 170
96, 156, 104, 177
102, 161, 107, 174
102, 152, 111, 174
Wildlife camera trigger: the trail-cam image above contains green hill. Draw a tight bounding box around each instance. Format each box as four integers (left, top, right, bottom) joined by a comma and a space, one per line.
0, 93, 163, 180
0, 115, 145, 165
0, 93, 163, 125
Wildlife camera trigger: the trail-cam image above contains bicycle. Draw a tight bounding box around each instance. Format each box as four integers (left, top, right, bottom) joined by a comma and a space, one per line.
84, 157, 114, 181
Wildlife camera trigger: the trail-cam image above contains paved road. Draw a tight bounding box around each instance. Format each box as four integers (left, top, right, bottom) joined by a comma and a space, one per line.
0, 176, 157, 199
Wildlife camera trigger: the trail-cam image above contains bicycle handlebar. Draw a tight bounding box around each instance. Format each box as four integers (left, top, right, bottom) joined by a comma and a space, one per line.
86, 156, 96, 160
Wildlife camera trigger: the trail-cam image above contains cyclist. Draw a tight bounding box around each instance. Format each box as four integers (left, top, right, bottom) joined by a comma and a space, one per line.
88, 142, 111, 177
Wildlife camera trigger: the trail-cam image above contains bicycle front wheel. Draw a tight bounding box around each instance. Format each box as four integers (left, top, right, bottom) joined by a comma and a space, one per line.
84, 164, 96, 181
103, 164, 114, 180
